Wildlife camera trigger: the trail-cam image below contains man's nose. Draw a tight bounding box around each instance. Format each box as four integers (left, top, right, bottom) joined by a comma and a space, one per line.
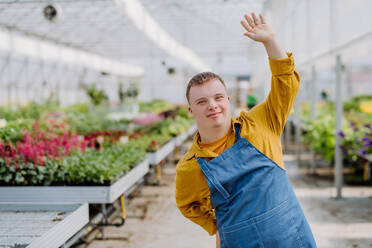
208, 100, 218, 109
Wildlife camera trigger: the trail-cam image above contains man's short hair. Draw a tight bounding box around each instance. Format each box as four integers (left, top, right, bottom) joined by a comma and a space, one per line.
186, 72, 226, 103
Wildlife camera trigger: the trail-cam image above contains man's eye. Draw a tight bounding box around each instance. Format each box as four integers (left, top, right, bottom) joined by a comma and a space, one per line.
216, 96, 224, 100
198, 100, 206, 104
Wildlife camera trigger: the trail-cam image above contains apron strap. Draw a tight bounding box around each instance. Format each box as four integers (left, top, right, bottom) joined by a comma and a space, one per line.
234, 123, 242, 141
197, 157, 230, 199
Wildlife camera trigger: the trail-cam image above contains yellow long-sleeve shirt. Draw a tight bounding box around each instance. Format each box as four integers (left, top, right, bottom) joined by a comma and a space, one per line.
175, 53, 300, 236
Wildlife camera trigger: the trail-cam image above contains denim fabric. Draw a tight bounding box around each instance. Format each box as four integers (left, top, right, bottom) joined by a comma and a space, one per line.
197, 123, 316, 248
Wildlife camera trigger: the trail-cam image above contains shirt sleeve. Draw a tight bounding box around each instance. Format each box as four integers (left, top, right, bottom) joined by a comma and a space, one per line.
175, 161, 218, 236
262, 52, 300, 135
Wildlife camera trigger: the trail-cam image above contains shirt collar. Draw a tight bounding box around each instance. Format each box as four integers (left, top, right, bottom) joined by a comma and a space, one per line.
184, 117, 241, 161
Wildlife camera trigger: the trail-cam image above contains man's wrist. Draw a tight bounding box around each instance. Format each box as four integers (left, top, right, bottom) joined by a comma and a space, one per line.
262, 37, 287, 60
262, 35, 278, 46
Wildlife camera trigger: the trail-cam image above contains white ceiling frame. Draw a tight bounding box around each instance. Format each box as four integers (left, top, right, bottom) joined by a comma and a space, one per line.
0, 28, 144, 77
115, 0, 211, 72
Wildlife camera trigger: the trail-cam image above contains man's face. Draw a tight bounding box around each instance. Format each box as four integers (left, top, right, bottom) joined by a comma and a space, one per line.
188, 79, 231, 130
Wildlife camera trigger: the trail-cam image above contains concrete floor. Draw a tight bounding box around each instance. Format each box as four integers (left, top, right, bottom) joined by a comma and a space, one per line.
77, 149, 372, 248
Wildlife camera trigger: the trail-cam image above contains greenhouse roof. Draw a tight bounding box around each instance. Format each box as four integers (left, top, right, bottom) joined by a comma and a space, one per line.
0, 0, 266, 73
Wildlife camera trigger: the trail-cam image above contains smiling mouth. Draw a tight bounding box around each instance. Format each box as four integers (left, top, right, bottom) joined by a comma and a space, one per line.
207, 112, 221, 118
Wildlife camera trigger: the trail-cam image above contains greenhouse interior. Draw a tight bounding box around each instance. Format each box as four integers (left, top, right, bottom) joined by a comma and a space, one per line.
0, 0, 371, 247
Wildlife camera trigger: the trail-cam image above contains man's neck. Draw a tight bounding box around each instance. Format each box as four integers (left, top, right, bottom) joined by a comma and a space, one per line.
198, 121, 232, 144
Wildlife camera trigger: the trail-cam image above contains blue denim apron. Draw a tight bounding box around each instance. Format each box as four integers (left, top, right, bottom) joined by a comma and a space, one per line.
196, 123, 316, 248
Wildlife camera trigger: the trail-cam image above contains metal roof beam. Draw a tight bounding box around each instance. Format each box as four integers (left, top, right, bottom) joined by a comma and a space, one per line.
0, 28, 144, 77
114, 0, 211, 72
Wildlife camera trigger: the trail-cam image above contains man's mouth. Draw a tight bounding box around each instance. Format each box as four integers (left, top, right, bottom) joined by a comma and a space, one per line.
207, 112, 221, 118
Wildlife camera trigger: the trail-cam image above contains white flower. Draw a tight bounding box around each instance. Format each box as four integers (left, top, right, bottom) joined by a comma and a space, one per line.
97, 136, 104, 144
0, 119, 7, 128
120, 136, 128, 145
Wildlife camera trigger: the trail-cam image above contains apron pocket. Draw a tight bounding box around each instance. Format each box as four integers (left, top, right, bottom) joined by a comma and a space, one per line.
254, 200, 304, 248
221, 200, 296, 248
222, 221, 262, 248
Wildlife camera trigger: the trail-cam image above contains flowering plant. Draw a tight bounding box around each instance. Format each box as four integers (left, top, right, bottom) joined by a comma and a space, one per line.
339, 123, 372, 160
0, 120, 88, 185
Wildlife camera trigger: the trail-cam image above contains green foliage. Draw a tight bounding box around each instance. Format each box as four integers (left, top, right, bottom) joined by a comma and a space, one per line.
118, 82, 125, 103
0, 157, 65, 186
61, 103, 90, 114
126, 84, 139, 98
0, 139, 147, 186
340, 124, 371, 162
301, 95, 372, 163
137, 116, 193, 138
63, 141, 146, 185
175, 106, 192, 119
302, 111, 336, 163
0, 98, 196, 186
0, 102, 57, 121
65, 112, 129, 135
343, 95, 372, 112
139, 99, 173, 114
134, 133, 172, 152
85, 83, 108, 106
0, 119, 33, 144
118, 83, 139, 104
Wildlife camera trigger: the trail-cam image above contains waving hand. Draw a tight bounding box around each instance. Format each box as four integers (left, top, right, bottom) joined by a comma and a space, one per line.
241, 13, 286, 59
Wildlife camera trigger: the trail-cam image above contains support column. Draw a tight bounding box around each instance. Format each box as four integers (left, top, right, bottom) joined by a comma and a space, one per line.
310, 65, 317, 174
335, 54, 343, 199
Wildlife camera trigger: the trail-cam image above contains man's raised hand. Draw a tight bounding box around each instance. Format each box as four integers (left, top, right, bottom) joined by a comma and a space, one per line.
241, 13, 286, 59
240, 13, 276, 44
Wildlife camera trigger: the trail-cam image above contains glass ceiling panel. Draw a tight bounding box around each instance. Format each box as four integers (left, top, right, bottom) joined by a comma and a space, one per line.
0, 0, 266, 71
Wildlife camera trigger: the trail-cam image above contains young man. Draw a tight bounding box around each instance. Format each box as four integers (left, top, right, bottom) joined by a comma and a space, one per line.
175, 13, 317, 248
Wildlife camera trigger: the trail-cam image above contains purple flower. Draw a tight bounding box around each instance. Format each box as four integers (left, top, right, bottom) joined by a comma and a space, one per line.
363, 141, 372, 147
349, 122, 354, 127
362, 137, 369, 142
361, 150, 367, 155
338, 131, 345, 138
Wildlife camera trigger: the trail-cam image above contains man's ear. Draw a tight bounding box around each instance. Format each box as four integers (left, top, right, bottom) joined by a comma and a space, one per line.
228, 96, 231, 101
188, 106, 192, 114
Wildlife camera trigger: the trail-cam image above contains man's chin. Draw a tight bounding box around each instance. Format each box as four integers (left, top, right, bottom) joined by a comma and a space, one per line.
211, 124, 223, 128
210, 120, 224, 128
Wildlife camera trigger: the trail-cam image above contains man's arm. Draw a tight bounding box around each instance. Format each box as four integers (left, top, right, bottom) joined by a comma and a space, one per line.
175, 162, 218, 236
240, 13, 299, 135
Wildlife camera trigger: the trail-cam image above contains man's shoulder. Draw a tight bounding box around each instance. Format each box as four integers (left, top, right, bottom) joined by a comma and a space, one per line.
176, 150, 198, 172
238, 102, 267, 121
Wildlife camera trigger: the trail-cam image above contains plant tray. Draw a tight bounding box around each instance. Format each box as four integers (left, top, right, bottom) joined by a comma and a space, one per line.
173, 132, 188, 147
147, 141, 175, 165
0, 160, 149, 203
0, 203, 88, 248
187, 123, 197, 137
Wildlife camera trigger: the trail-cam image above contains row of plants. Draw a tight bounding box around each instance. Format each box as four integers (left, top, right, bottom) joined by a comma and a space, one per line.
0, 100, 194, 186
139, 99, 174, 114
300, 95, 372, 184
83, 82, 139, 106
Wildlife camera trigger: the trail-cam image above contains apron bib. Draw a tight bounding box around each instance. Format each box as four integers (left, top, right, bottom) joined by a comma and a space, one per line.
196, 123, 316, 248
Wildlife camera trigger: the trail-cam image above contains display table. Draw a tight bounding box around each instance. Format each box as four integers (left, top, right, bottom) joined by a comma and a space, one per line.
0, 203, 88, 248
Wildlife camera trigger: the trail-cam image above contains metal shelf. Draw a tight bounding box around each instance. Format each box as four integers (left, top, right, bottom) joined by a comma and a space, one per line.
0, 160, 149, 204
147, 140, 175, 165
0, 203, 88, 248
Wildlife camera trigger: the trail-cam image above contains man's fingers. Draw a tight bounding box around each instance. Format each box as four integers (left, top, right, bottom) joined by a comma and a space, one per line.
251, 13, 260, 25
259, 14, 266, 24
244, 14, 256, 29
240, 20, 253, 32
244, 32, 256, 40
